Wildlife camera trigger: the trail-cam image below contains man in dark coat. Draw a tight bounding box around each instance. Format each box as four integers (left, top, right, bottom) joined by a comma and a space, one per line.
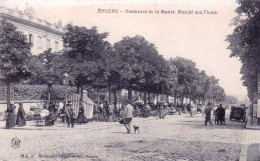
216, 104, 225, 125
16, 102, 26, 127
65, 103, 75, 128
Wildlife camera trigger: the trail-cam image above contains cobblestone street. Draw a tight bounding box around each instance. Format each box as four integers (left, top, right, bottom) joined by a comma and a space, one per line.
0, 111, 247, 161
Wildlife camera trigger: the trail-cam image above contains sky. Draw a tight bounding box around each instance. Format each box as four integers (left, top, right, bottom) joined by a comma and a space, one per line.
2, 0, 248, 99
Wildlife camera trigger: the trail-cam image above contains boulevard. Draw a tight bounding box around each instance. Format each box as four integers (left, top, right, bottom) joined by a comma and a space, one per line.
0, 111, 251, 161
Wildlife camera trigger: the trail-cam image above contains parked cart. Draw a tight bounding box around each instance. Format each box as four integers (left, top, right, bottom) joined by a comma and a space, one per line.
30, 106, 50, 125
229, 105, 246, 122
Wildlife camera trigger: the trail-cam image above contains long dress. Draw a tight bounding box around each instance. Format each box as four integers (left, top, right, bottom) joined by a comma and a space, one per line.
6, 105, 16, 129
78, 106, 85, 124
16, 107, 26, 127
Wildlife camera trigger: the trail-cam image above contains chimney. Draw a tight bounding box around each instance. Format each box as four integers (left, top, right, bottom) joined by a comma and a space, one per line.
69, 21, 73, 25
58, 20, 62, 27
24, 3, 35, 16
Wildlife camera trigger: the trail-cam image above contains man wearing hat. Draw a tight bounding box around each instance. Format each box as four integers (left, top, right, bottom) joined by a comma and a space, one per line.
65, 101, 75, 128
123, 100, 134, 134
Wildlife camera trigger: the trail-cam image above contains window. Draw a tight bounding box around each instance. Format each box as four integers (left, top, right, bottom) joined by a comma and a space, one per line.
29, 34, 33, 46
46, 39, 50, 49
55, 41, 59, 52
38, 36, 42, 49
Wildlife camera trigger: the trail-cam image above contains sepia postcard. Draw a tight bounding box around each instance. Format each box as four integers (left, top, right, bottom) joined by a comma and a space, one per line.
0, 0, 258, 160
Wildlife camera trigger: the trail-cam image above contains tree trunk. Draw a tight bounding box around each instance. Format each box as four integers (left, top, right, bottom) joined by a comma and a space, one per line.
181, 95, 185, 105
161, 93, 164, 102
144, 91, 147, 104
47, 84, 51, 109
6, 82, 11, 110
174, 93, 177, 108
80, 85, 84, 101
113, 90, 117, 112
139, 91, 142, 99
108, 86, 111, 104
148, 92, 151, 103
97, 89, 99, 107
128, 84, 132, 103
77, 84, 80, 94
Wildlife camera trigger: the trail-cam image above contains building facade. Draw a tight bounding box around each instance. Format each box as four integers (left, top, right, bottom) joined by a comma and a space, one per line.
0, 6, 65, 55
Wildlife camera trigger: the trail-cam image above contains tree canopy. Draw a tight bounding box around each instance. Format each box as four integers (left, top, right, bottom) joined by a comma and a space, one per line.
3, 21, 227, 106
0, 19, 32, 108
226, 0, 260, 100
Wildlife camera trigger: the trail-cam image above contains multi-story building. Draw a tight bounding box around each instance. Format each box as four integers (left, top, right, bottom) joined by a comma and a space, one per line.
0, 5, 65, 55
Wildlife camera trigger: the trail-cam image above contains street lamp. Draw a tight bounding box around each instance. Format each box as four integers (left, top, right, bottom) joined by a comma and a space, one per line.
62, 73, 69, 102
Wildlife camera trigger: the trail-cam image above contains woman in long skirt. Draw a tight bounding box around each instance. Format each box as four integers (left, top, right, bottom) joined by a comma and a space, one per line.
16, 103, 26, 127
6, 102, 16, 129
78, 102, 85, 124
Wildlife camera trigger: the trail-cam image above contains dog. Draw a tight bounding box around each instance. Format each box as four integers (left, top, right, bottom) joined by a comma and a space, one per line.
133, 125, 140, 134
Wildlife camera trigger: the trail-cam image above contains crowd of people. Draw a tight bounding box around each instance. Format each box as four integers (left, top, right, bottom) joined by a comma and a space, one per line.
4, 98, 228, 133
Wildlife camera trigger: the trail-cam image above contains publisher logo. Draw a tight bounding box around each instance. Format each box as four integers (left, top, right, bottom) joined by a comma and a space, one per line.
11, 137, 21, 149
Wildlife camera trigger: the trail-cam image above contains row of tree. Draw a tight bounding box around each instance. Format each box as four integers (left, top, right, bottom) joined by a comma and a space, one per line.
226, 0, 260, 102
0, 19, 226, 109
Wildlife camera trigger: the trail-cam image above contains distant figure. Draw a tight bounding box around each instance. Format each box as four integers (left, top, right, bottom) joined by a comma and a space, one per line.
48, 101, 56, 112
190, 102, 196, 117
123, 100, 134, 134
134, 104, 141, 117
204, 102, 213, 126
216, 104, 225, 125
201, 104, 206, 117
5, 102, 16, 129
187, 103, 191, 114
78, 102, 85, 124
176, 103, 182, 115
65, 103, 75, 128
108, 103, 114, 121
158, 103, 164, 119
45, 110, 56, 126
103, 101, 109, 121
163, 102, 169, 116
116, 102, 122, 117
16, 102, 26, 127
143, 103, 150, 118
98, 103, 104, 121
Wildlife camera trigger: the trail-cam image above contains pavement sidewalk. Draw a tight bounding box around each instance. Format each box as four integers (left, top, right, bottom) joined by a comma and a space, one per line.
240, 127, 260, 161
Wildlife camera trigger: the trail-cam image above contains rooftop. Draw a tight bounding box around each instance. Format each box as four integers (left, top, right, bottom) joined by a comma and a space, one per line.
0, 6, 65, 33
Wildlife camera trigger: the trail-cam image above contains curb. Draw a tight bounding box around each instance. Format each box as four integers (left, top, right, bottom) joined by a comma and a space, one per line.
239, 144, 248, 161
